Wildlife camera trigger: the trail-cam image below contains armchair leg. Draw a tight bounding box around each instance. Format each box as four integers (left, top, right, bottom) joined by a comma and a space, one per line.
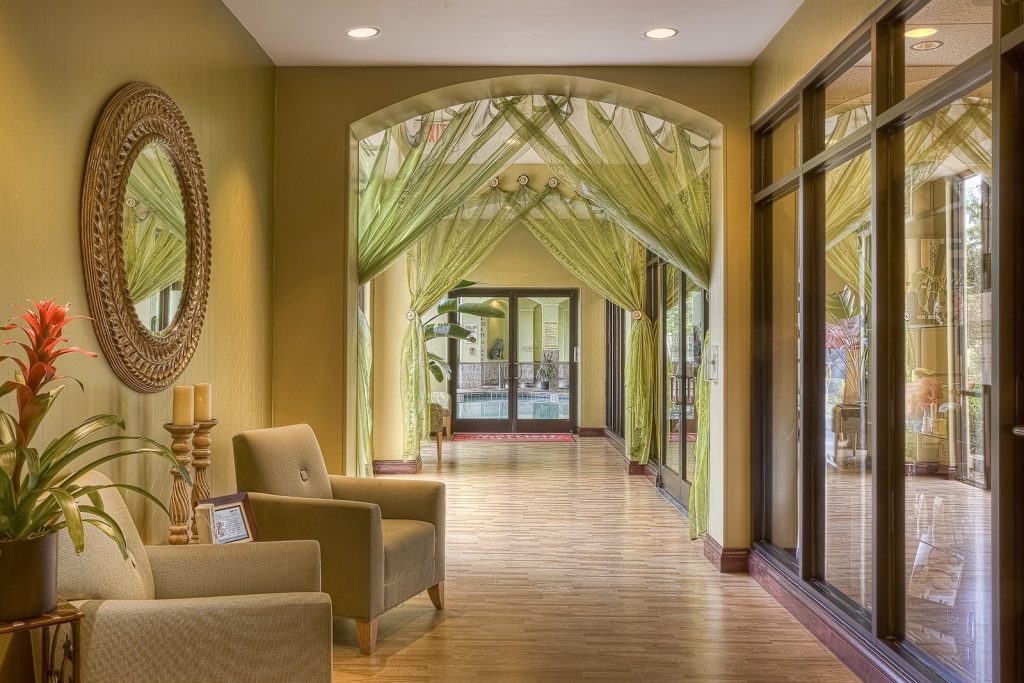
428, 580, 444, 609
356, 618, 378, 655
436, 429, 443, 461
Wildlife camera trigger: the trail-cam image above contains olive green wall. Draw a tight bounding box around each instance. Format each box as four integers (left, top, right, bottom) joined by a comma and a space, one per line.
0, 0, 276, 546
751, 0, 884, 120
273, 66, 753, 550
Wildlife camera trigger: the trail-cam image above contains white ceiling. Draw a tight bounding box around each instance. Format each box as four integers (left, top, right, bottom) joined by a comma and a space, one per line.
221, 0, 804, 67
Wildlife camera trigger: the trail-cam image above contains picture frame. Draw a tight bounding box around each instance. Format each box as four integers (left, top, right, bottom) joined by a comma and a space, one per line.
196, 492, 259, 544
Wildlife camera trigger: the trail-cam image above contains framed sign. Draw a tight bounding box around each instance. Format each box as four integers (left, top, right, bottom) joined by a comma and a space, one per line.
197, 493, 259, 544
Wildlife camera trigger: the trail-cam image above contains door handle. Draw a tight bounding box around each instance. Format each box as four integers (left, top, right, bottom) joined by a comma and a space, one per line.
1013, 426, 1024, 437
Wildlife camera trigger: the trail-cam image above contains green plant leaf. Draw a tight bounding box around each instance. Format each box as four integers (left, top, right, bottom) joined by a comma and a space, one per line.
46, 488, 84, 553
435, 299, 506, 319
77, 505, 129, 559
58, 446, 188, 491
42, 435, 168, 485
41, 414, 124, 471
428, 363, 446, 383
425, 322, 477, 341
71, 483, 170, 516
19, 384, 66, 446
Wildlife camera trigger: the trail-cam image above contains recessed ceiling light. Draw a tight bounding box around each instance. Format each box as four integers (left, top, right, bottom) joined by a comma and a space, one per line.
911, 40, 944, 51
346, 26, 380, 39
644, 27, 678, 40
905, 27, 938, 38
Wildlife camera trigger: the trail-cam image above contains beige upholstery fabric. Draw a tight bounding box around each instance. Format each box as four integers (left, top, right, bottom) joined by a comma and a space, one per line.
74, 592, 332, 683
56, 472, 155, 601
234, 425, 446, 622
233, 423, 333, 499
147, 540, 321, 599
55, 473, 333, 682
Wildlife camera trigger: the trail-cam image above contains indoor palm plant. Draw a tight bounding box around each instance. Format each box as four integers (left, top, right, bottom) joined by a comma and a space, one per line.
0, 300, 186, 621
422, 290, 506, 383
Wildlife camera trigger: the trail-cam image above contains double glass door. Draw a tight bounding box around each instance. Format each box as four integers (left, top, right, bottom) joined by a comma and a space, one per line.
449, 289, 578, 433
660, 265, 706, 509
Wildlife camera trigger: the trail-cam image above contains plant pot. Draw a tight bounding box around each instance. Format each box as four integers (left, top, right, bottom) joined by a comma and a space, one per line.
0, 534, 58, 622
538, 381, 550, 391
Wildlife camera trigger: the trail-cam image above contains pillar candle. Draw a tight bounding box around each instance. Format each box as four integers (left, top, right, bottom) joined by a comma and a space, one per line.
172, 385, 195, 426
194, 383, 213, 421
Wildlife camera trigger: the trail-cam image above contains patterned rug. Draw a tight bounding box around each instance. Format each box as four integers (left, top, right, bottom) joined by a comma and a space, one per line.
452, 433, 575, 443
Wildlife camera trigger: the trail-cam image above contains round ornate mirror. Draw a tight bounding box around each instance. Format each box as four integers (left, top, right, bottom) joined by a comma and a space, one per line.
81, 83, 210, 393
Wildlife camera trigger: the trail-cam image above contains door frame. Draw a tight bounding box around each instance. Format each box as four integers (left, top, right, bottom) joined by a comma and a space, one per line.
448, 287, 579, 434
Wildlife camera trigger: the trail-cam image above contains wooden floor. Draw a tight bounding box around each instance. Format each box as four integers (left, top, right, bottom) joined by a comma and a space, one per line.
332, 438, 855, 682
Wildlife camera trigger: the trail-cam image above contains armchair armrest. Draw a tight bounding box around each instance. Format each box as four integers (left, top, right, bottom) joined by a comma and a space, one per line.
328, 475, 445, 527
146, 539, 321, 599
246, 491, 385, 619
75, 593, 332, 682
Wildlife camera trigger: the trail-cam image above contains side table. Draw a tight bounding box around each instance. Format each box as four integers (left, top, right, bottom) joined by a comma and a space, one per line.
0, 599, 81, 682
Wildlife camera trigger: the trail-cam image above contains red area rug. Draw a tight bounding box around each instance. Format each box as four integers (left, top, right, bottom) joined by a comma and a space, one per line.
453, 433, 575, 443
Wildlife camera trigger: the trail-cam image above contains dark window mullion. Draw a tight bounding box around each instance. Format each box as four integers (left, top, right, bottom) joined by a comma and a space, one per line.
870, 14, 906, 642
799, 84, 826, 582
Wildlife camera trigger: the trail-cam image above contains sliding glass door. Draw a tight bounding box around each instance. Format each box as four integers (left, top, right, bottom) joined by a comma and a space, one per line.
660, 264, 706, 509
449, 289, 578, 433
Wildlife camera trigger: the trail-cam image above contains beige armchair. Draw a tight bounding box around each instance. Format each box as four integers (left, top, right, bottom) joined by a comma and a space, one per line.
57, 472, 333, 683
232, 424, 446, 654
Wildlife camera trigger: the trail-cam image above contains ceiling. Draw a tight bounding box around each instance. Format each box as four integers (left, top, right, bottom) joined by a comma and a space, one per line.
221, 0, 803, 67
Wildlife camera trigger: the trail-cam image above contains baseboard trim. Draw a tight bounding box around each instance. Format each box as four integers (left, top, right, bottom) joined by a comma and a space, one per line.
373, 457, 423, 474
702, 536, 749, 573
577, 427, 606, 437
603, 428, 626, 456
748, 547, 919, 682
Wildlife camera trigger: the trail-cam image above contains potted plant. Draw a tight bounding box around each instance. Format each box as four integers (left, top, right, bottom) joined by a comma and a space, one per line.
0, 300, 185, 622
536, 361, 558, 391
421, 290, 506, 383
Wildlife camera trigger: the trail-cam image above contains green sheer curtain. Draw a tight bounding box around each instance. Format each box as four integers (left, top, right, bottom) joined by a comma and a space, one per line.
521, 188, 655, 463
356, 99, 554, 471
503, 96, 712, 288
123, 145, 187, 302
400, 187, 541, 457
689, 332, 711, 539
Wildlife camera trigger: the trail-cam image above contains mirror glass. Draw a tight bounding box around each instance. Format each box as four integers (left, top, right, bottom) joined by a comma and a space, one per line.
123, 142, 188, 334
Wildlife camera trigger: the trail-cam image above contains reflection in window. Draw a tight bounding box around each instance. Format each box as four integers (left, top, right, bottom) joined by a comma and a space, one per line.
905, 0, 993, 98
823, 150, 873, 610
770, 192, 800, 557
825, 51, 871, 148
903, 87, 992, 681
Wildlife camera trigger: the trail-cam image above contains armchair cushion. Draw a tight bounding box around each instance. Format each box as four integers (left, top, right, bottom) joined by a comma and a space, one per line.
56, 472, 155, 601
74, 592, 332, 683
381, 520, 435, 583
146, 540, 321, 599
233, 424, 332, 499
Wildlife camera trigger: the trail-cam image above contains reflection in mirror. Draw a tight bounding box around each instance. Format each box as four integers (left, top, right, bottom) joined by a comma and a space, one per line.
123, 142, 187, 333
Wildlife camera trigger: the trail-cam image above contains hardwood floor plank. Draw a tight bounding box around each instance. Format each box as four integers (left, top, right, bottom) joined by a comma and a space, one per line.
332, 439, 855, 681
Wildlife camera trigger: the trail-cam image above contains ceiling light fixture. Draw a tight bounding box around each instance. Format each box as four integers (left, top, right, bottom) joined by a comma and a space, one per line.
911, 40, 944, 51
346, 26, 380, 39
904, 27, 938, 38
644, 27, 678, 40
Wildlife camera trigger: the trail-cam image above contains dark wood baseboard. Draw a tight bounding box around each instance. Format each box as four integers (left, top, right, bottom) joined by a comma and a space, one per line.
577, 427, 606, 437
748, 547, 918, 682
627, 461, 646, 475
702, 536, 750, 573
373, 456, 422, 474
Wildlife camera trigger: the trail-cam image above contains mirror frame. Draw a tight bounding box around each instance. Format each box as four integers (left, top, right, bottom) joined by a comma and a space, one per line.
81, 82, 211, 393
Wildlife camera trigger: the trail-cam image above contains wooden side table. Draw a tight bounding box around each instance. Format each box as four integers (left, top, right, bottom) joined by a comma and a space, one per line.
0, 599, 81, 682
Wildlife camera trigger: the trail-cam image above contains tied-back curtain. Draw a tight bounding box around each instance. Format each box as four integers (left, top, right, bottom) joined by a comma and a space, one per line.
689, 331, 711, 540
400, 187, 541, 458
502, 96, 712, 289
521, 189, 655, 463
356, 99, 555, 470
123, 145, 187, 302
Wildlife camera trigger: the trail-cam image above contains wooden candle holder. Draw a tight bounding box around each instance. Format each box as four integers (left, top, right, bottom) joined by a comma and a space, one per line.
190, 418, 219, 543
164, 423, 197, 545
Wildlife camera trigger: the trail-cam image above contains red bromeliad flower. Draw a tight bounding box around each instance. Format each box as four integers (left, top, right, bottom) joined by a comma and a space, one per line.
0, 300, 95, 448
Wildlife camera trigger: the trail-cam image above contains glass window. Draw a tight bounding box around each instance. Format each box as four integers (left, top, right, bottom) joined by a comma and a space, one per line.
903, 85, 992, 680
825, 51, 872, 148
822, 150, 873, 610
769, 110, 800, 184
770, 192, 800, 557
905, 0, 993, 97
